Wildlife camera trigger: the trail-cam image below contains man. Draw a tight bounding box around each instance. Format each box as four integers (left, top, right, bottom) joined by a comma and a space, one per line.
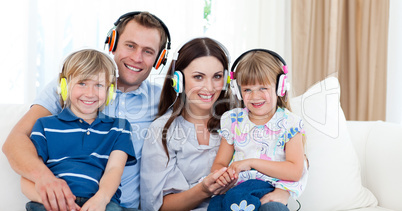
2, 11, 170, 211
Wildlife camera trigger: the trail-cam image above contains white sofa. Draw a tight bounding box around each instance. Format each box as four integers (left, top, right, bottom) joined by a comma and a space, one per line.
1, 78, 402, 211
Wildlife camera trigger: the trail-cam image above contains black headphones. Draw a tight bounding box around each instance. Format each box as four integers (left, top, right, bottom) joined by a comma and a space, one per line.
104, 11, 172, 69
229, 49, 290, 100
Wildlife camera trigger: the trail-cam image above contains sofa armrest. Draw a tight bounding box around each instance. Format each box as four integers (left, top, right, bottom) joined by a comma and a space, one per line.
347, 121, 402, 211
0, 104, 31, 210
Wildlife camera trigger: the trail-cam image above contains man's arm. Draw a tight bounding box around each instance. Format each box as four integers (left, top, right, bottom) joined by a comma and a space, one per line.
3, 105, 51, 180
2, 104, 77, 211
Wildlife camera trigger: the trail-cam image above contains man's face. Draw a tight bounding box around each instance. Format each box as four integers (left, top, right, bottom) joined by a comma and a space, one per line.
113, 20, 161, 92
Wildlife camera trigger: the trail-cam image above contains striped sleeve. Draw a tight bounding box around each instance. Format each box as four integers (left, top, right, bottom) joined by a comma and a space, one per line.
30, 118, 49, 162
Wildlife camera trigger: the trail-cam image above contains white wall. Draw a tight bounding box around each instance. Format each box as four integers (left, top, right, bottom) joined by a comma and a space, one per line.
386, 0, 402, 124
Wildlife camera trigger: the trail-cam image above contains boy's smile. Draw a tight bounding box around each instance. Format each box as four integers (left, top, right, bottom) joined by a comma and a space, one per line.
69, 73, 107, 124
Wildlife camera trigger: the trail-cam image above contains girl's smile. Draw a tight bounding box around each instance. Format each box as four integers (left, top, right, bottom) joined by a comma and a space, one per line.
241, 82, 277, 125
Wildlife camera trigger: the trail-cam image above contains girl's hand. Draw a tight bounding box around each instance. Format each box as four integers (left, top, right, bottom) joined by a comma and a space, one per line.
200, 167, 236, 195
227, 160, 252, 176
260, 188, 290, 205
216, 178, 237, 195
80, 195, 109, 211
216, 171, 233, 187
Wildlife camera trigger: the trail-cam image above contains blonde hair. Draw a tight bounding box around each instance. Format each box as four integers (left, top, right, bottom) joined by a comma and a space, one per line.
59, 49, 116, 108
234, 50, 290, 111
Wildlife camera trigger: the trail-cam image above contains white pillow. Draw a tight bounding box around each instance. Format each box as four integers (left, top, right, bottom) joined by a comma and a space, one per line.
287, 77, 377, 211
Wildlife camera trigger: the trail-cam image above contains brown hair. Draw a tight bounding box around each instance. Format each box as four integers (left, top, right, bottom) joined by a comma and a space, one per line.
157, 37, 230, 160
115, 12, 168, 54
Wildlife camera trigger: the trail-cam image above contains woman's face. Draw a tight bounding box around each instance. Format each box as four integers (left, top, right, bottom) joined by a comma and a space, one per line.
183, 56, 225, 117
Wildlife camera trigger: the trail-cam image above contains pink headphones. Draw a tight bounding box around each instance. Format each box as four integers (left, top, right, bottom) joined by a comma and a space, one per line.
229, 48, 290, 100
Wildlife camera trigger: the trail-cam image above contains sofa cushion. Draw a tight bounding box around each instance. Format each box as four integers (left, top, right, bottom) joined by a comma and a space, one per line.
348, 120, 402, 211
288, 77, 377, 211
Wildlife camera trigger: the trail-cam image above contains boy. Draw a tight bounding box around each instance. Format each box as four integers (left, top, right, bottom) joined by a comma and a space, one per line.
22, 49, 136, 211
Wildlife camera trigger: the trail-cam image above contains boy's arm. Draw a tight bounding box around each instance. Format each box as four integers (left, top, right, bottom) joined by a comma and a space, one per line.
81, 150, 128, 211
2, 105, 76, 211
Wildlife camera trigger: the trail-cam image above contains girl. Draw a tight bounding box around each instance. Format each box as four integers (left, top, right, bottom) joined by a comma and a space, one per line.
208, 49, 308, 211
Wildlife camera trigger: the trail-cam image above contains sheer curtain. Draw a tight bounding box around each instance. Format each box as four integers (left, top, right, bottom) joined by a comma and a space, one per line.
0, 0, 204, 104
1, 0, 290, 105
205, 0, 291, 80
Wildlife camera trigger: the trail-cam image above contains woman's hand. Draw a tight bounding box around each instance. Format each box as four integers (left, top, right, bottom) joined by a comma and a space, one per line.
260, 188, 290, 205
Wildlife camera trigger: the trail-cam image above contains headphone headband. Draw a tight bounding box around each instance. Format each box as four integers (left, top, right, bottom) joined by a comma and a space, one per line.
105, 11, 172, 70
229, 48, 290, 99
231, 48, 286, 73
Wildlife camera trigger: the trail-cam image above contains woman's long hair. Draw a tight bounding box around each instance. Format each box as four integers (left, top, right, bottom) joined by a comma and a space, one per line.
157, 37, 230, 160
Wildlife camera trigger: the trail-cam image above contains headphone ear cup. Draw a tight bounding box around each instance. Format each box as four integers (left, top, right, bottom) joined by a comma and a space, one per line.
229, 79, 242, 100
277, 74, 287, 97
106, 29, 118, 52
58, 78, 68, 102
106, 84, 116, 106
172, 71, 183, 93
154, 49, 167, 69
222, 69, 229, 90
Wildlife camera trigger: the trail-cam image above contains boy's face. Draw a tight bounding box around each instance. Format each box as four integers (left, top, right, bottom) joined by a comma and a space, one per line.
112, 20, 161, 92
69, 73, 107, 121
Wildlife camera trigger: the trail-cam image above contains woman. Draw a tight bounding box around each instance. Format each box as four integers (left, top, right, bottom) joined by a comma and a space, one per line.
140, 37, 233, 211
140, 38, 291, 211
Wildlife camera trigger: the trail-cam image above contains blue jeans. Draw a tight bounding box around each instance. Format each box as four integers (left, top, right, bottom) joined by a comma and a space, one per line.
25, 197, 131, 211
259, 201, 289, 211
208, 180, 275, 211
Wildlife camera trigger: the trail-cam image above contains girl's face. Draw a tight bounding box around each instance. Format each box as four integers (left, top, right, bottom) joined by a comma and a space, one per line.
241, 81, 277, 125
69, 73, 108, 121
183, 56, 225, 117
